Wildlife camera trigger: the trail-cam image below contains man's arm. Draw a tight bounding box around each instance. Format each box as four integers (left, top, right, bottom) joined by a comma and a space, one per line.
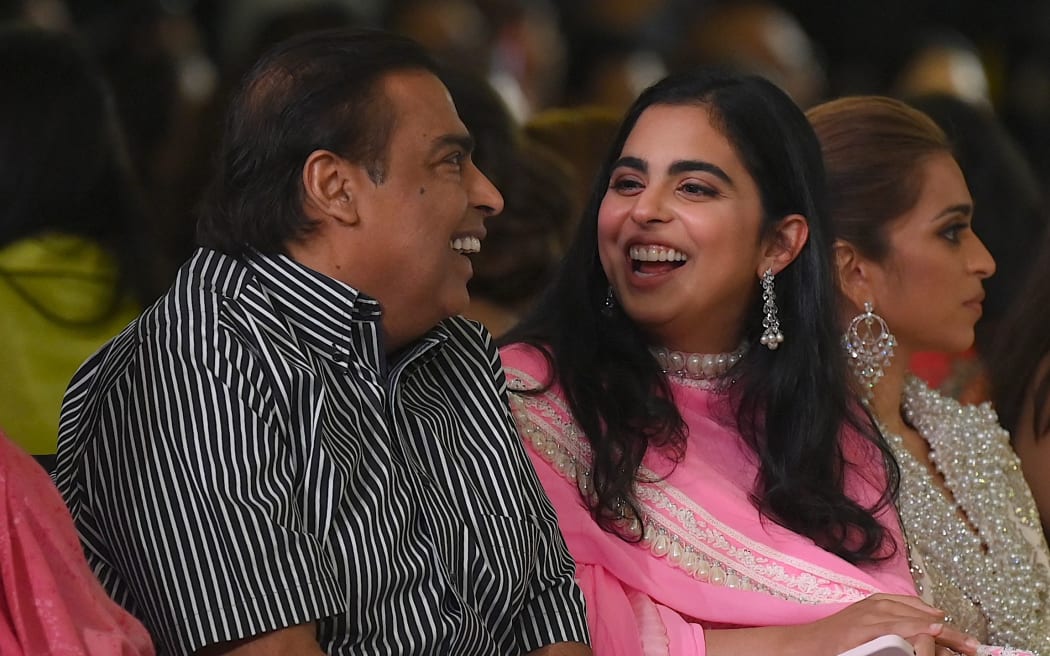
526, 642, 593, 656
75, 334, 344, 654
481, 335, 591, 651
194, 623, 325, 656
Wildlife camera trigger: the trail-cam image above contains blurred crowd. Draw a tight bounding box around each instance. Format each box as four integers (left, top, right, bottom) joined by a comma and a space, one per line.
3, 0, 1050, 500
3, 2, 1050, 653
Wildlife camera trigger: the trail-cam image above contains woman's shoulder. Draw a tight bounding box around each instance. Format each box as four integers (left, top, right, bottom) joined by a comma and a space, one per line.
903, 375, 1004, 435
499, 342, 555, 390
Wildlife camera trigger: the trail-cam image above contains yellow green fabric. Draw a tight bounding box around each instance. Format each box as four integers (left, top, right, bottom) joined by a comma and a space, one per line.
0, 234, 140, 456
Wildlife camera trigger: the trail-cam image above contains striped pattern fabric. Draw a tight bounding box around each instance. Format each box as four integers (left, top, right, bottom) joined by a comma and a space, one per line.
54, 248, 589, 655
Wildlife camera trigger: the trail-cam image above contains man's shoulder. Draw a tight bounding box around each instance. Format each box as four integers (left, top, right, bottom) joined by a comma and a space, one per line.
441, 315, 492, 347
168, 247, 257, 311
433, 316, 499, 367
85, 250, 269, 376
145, 248, 267, 334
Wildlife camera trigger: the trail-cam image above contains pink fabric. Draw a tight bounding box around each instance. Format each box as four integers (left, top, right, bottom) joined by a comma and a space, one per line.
501, 344, 916, 656
0, 434, 153, 656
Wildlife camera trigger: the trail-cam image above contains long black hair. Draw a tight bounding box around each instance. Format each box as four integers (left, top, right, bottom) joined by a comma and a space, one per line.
503, 69, 898, 564
989, 233, 1050, 441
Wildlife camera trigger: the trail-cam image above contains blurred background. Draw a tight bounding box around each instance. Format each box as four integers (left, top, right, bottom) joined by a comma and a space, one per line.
4, 0, 1048, 283
3, 0, 1050, 463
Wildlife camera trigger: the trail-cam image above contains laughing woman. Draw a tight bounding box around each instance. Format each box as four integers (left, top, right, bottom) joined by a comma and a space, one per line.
500, 71, 977, 656
808, 95, 1050, 655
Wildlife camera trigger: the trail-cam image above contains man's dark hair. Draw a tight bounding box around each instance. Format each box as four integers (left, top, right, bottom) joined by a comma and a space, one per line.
197, 29, 440, 255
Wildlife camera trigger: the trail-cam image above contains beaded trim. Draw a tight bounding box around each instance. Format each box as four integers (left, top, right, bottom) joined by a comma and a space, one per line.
650, 341, 749, 381
886, 377, 1050, 654
507, 369, 881, 605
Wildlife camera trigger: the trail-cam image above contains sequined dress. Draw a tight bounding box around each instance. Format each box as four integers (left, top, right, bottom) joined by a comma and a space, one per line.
887, 376, 1050, 654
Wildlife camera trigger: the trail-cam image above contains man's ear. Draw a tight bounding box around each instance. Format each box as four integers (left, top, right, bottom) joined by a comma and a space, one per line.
758, 213, 809, 277
833, 239, 872, 312
301, 149, 358, 226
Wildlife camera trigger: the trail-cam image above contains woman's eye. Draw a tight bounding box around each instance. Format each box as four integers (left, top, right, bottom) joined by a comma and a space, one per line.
611, 178, 644, 193
681, 182, 716, 196
941, 223, 967, 243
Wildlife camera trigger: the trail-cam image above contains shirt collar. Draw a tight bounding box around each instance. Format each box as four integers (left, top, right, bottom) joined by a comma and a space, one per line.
244, 250, 453, 376
245, 249, 382, 355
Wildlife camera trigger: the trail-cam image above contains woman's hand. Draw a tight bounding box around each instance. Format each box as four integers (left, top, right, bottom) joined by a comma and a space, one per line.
706, 594, 979, 656
807, 594, 978, 656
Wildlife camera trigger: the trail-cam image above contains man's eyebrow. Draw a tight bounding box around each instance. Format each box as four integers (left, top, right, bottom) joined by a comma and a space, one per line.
668, 160, 733, 186
429, 133, 475, 158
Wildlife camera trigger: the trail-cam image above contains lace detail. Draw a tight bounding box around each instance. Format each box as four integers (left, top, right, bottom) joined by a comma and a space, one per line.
507, 370, 881, 605
886, 377, 1050, 655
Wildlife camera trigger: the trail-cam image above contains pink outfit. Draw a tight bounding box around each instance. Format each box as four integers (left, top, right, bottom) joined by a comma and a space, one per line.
501, 344, 916, 656
0, 434, 153, 655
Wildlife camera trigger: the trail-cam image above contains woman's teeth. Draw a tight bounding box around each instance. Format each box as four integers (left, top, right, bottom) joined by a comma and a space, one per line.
629, 245, 688, 262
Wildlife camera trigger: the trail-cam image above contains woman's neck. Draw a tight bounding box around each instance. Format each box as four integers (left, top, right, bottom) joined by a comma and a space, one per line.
866, 347, 912, 434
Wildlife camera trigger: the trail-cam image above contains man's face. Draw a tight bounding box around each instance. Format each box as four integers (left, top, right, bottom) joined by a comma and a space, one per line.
347, 70, 504, 349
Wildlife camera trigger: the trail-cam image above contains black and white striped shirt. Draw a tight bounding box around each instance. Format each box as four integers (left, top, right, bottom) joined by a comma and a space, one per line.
54, 248, 589, 655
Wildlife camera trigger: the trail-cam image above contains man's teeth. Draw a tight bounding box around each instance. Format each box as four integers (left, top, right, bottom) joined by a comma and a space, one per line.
629, 245, 688, 262
451, 236, 481, 254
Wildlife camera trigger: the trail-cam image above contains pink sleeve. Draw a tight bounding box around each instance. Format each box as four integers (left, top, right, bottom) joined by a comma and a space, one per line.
0, 436, 154, 656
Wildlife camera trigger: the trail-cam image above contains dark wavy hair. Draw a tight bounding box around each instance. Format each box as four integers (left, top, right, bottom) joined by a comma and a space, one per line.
989, 234, 1050, 441
196, 28, 439, 256
503, 70, 898, 564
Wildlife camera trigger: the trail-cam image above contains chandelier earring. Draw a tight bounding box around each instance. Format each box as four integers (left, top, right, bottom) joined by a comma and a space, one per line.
843, 301, 896, 400
759, 268, 784, 350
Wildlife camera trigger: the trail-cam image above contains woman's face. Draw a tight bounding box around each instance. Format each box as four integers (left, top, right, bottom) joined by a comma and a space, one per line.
861, 152, 995, 355
597, 103, 770, 353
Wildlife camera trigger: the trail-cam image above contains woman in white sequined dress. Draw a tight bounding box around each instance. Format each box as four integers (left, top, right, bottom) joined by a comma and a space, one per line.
810, 95, 1050, 655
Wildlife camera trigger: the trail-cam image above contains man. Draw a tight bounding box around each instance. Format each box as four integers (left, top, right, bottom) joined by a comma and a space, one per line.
54, 29, 590, 656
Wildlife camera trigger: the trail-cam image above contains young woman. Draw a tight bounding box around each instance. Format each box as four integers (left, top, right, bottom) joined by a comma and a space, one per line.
501, 71, 977, 656
809, 94, 1050, 654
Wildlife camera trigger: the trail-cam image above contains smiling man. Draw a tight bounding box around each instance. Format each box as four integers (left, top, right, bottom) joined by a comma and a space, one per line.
53, 29, 590, 656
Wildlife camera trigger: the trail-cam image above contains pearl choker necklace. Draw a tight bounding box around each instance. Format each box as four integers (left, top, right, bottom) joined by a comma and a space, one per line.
651, 341, 749, 380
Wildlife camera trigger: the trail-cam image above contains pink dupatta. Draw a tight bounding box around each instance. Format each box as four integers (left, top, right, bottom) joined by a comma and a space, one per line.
501, 344, 915, 656
0, 434, 153, 656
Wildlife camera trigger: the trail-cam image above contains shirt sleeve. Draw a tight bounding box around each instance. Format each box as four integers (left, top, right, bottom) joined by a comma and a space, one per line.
512, 501, 592, 652
487, 335, 591, 651
79, 331, 343, 655
516, 419, 709, 656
